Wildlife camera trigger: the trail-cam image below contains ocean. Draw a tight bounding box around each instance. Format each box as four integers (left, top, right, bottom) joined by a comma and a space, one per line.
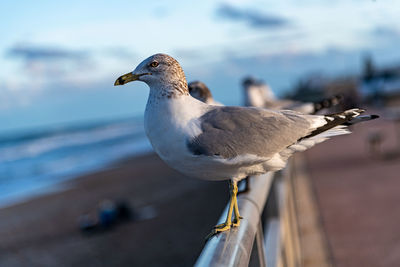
0, 117, 152, 207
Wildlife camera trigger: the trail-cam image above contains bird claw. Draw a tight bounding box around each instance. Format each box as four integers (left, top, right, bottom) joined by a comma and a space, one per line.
205, 222, 232, 241
213, 222, 232, 229
232, 217, 243, 227
213, 222, 232, 231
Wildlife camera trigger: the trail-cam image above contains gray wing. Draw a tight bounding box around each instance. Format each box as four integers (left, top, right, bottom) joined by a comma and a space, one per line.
187, 106, 312, 159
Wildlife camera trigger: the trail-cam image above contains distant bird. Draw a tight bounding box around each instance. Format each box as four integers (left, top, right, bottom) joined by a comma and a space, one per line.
242, 76, 342, 114
114, 53, 378, 238
188, 81, 223, 106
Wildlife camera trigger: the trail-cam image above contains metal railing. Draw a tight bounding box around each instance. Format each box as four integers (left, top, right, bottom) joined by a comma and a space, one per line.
195, 162, 303, 267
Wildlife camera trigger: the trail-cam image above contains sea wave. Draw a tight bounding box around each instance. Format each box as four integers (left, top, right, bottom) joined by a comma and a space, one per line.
0, 117, 152, 206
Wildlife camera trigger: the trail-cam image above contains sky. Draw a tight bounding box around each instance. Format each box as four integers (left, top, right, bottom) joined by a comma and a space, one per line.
1, 0, 400, 132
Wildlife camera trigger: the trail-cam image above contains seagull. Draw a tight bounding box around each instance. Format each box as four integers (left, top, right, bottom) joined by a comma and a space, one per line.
114, 53, 377, 238
188, 81, 223, 106
242, 76, 342, 114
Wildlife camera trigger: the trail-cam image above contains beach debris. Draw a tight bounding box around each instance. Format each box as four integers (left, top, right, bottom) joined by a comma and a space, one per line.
78, 199, 136, 233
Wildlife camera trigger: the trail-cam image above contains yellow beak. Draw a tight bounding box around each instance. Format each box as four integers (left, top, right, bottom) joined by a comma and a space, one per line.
114, 72, 151, 86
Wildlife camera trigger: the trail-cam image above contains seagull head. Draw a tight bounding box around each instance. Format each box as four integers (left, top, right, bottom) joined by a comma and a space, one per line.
188, 81, 213, 103
114, 53, 187, 92
242, 76, 258, 89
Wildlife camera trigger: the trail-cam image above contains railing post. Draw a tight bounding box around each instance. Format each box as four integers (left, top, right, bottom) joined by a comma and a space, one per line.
255, 220, 267, 267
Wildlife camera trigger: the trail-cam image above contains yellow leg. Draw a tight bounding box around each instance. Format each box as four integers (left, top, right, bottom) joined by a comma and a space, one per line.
232, 182, 243, 227
206, 180, 243, 240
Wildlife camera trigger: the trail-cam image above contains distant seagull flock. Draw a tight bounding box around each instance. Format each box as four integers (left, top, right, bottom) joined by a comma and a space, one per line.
241, 76, 342, 114
115, 53, 378, 238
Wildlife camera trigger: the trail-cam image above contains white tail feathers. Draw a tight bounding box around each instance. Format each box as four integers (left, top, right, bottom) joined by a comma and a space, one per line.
279, 125, 350, 161
278, 108, 377, 165
312, 125, 350, 138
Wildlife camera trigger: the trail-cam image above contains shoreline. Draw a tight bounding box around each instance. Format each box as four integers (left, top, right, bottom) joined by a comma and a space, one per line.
1, 152, 228, 266
0, 150, 154, 210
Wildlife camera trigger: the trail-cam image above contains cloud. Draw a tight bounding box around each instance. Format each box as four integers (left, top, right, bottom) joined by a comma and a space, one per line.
2, 43, 141, 97
366, 26, 400, 49
7, 43, 95, 70
7, 44, 88, 61
371, 26, 400, 38
5, 43, 93, 78
216, 3, 288, 29
2, 43, 102, 102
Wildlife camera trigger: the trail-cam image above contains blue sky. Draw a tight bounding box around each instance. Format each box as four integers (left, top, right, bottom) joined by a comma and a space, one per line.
1, 0, 400, 132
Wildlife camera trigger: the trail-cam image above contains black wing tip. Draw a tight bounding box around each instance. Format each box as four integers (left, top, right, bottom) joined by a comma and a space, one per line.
370, 114, 380, 120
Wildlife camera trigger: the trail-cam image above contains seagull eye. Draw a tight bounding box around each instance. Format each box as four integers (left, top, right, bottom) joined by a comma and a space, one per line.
150, 61, 159, 68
